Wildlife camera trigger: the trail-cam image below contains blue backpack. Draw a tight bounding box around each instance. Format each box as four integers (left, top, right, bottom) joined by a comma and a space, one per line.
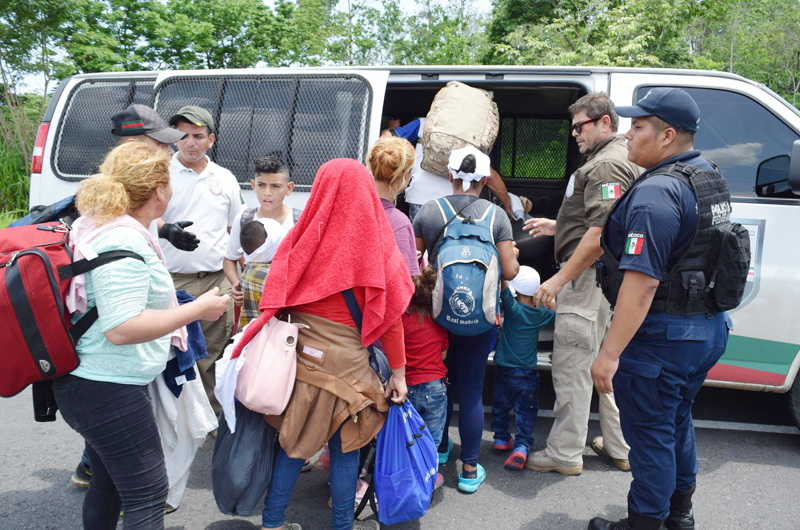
373, 401, 438, 525
431, 197, 501, 336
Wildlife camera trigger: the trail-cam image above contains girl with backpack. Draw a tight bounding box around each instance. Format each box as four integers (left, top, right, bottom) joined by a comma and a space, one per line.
230, 158, 414, 530
53, 142, 230, 528
412, 146, 520, 493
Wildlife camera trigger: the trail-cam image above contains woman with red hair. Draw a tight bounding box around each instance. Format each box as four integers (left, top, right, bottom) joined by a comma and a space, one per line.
231, 158, 414, 530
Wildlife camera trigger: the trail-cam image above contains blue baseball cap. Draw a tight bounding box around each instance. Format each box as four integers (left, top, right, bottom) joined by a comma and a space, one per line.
616, 88, 701, 132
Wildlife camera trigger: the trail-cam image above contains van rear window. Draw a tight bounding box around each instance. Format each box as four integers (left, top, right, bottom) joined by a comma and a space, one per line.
53, 78, 156, 180
154, 74, 373, 191
497, 117, 570, 189
53, 74, 373, 191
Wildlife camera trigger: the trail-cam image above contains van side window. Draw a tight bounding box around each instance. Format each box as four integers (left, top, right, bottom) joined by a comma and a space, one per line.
155, 75, 372, 191
53, 78, 156, 180
637, 87, 800, 199
497, 117, 570, 189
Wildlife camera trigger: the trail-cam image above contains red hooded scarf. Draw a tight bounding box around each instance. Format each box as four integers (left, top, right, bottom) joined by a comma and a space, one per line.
232, 158, 414, 358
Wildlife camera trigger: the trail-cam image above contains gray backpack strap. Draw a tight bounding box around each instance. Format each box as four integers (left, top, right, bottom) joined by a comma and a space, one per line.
292, 208, 302, 224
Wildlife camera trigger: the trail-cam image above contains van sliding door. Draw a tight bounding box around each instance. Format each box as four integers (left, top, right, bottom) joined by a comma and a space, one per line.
153, 70, 388, 192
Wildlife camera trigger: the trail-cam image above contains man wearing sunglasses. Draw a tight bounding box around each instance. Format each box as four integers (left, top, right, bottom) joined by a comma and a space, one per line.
523, 92, 641, 476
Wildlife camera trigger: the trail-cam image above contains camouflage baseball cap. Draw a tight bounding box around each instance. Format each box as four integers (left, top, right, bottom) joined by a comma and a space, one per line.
169, 105, 215, 134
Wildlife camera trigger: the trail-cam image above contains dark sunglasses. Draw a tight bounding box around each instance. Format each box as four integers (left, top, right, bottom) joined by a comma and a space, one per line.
570, 117, 600, 134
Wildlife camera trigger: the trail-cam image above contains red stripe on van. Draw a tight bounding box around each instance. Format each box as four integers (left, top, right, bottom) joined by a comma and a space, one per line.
706, 362, 786, 386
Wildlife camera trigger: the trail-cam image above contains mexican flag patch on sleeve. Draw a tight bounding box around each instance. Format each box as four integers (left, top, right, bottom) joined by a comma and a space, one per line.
601, 182, 622, 200
625, 232, 645, 255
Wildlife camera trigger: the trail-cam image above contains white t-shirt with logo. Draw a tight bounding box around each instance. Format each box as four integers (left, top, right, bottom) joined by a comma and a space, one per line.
157, 154, 244, 273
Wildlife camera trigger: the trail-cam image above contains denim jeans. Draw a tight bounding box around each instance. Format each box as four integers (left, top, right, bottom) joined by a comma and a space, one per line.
53, 374, 168, 530
440, 327, 497, 466
491, 366, 540, 452
408, 379, 448, 449
262, 426, 359, 530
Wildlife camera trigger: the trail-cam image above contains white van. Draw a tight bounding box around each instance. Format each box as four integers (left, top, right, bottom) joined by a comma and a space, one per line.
29, 66, 800, 428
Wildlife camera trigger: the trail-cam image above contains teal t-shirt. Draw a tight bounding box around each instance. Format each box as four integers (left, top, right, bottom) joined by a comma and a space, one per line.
495, 288, 556, 369
71, 226, 175, 385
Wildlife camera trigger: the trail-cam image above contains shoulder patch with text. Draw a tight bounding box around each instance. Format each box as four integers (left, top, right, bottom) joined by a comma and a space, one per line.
601, 182, 622, 200
625, 232, 645, 255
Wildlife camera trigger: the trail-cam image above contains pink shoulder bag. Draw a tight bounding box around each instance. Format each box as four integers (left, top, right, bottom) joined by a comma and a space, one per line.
235, 316, 305, 415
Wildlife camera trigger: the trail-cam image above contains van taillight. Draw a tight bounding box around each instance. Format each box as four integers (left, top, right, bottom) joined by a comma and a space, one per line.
31, 122, 50, 174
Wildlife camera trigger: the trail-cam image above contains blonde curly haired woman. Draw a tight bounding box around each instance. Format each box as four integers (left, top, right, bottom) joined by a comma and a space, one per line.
53, 142, 229, 529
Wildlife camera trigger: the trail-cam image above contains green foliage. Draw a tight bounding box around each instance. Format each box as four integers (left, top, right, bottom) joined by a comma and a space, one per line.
490, 0, 698, 68
317, 0, 489, 67
391, 0, 489, 66
486, 0, 553, 55
0, 0, 77, 165
485, 0, 800, 106
0, 140, 30, 214
687, 0, 800, 105
159, 0, 280, 69
0, 92, 42, 213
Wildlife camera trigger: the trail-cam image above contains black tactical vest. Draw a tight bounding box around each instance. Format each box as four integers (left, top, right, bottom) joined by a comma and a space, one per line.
596, 161, 748, 316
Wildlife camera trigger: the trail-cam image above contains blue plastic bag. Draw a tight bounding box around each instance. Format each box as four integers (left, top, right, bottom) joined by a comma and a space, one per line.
374, 401, 439, 525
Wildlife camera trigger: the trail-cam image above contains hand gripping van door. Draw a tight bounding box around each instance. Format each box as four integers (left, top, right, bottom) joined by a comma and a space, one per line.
234, 315, 304, 415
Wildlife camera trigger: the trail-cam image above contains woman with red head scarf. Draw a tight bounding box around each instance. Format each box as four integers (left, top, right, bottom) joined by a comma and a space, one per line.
233, 158, 414, 530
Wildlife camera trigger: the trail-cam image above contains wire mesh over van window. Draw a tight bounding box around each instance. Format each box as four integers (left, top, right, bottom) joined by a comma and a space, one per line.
636, 86, 800, 199
52, 78, 156, 180
497, 117, 570, 189
154, 74, 372, 190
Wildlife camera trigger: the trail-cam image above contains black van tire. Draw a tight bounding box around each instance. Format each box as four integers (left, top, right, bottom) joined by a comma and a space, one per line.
789, 373, 800, 431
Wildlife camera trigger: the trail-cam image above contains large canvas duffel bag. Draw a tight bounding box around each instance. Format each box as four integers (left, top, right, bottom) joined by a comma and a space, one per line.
421, 81, 500, 176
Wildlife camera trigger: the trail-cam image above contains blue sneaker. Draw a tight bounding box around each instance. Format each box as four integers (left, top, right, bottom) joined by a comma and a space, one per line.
457, 463, 486, 493
493, 438, 514, 451
438, 438, 453, 465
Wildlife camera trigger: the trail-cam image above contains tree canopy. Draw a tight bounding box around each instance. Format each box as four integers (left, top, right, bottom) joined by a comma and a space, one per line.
2, 0, 798, 102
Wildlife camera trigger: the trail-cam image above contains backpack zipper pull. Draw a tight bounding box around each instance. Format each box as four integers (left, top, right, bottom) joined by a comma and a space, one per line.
353, 413, 358, 423
5, 251, 20, 267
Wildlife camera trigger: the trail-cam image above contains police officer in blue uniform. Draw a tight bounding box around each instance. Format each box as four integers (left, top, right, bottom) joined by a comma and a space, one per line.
587, 88, 732, 530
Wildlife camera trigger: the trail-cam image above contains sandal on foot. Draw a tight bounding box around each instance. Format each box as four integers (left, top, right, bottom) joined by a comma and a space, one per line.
457, 463, 486, 493
438, 438, 454, 465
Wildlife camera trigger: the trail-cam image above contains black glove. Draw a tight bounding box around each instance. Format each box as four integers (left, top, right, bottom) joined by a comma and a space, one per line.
159, 221, 200, 251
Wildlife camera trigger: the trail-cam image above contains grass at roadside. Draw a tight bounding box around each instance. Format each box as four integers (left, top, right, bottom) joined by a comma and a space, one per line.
0, 210, 26, 229
0, 141, 31, 216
